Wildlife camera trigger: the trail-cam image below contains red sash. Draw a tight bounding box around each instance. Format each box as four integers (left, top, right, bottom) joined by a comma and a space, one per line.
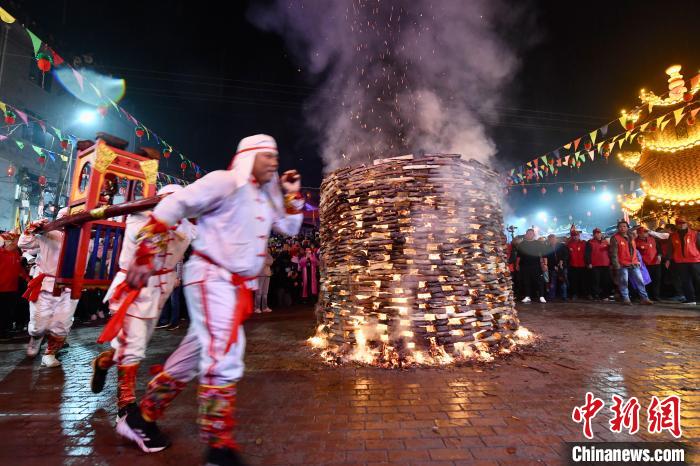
96, 267, 174, 344
22, 273, 52, 302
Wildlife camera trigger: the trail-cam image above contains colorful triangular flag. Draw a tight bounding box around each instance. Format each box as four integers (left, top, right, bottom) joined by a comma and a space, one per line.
673, 108, 685, 125
26, 29, 42, 55
589, 130, 597, 144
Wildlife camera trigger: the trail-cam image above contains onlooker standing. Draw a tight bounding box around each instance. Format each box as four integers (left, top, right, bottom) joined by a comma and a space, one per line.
665, 218, 700, 305
566, 230, 587, 299
255, 248, 274, 313
609, 220, 653, 305
515, 228, 547, 303
0, 233, 28, 338
635, 227, 662, 301
585, 228, 612, 300
299, 247, 319, 304
544, 234, 569, 300
508, 237, 522, 299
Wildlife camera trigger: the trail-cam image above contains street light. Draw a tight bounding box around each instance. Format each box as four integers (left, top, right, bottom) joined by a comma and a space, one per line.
78, 109, 97, 125
600, 192, 613, 203
537, 211, 547, 221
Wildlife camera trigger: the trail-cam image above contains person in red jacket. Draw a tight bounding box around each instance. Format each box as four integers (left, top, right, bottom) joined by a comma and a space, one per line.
585, 228, 612, 300
567, 230, 587, 299
0, 232, 29, 339
664, 218, 700, 305
635, 227, 662, 301
609, 220, 652, 305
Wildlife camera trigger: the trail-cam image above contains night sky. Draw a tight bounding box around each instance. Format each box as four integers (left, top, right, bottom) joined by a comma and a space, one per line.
15, 0, 700, 200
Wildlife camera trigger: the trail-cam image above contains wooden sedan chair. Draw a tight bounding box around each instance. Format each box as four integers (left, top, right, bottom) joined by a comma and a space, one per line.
54, 133, 159, 298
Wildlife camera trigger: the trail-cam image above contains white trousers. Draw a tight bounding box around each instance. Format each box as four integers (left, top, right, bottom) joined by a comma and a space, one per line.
170, 258, 246, 386
111, 316, 158, 366
28, 290, 78, 338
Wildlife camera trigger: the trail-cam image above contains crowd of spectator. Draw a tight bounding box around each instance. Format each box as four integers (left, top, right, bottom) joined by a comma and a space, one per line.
507, 218, 700, 306
0, 229, 322, 340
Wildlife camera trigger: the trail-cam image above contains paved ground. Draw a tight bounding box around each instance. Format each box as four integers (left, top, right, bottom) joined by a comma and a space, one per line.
0, 301, 698, 466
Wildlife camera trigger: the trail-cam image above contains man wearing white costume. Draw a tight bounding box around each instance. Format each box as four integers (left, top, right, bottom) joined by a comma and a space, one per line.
88, 184, 194, 450
18, 207, 79, 368
121, 135, 303, 465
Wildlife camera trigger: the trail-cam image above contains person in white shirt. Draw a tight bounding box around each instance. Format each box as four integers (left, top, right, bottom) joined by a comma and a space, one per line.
18, 207, 78, 367
119, 135, 303, 465
87, 184, 194, 448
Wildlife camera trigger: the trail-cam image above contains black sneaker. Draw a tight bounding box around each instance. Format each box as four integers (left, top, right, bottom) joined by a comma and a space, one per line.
116, 405, 170, 453
205, 447, 247, 466
90, 356, 110, 394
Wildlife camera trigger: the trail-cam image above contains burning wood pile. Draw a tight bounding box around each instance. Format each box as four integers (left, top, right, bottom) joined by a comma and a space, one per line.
310, 154, 529, 367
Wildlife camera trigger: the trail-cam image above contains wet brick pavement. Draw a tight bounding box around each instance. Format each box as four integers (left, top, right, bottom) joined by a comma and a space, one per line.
0, 301, 698, 465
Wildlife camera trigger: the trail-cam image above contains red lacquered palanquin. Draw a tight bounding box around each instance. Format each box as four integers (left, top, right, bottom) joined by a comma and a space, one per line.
54, 134, 159, 298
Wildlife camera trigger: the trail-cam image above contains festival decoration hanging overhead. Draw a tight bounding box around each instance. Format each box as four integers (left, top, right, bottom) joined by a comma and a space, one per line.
0, 4, 206, 180
506, 65, 700, 187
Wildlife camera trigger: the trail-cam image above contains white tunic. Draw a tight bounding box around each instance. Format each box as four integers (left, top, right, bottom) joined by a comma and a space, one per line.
18, 229, 64, 292
104, 211, 195, 318
153, 170, 302, 279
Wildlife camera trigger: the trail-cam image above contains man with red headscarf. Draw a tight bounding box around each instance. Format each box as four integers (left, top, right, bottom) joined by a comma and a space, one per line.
120, 135, 304, 465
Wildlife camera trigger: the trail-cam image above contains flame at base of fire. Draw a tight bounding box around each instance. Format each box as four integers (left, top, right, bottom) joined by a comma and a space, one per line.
307, 324, 538, 368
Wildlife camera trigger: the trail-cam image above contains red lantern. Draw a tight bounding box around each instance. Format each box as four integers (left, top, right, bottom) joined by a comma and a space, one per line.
195, 171, 202, 179
688, 116, 696, 126
163, 149, 171, 159
4, 111, 15, 125
584, 142, 592, 151
36, 52, 52, 73
684, 92, 694, 102
591, 185, 596, 192
60, 139, 69, 150
135, 128, 145, 138
97, 106, 108, 117
625, 121, 634, 130
574, 184, 579, 192
557, 186, 564, 194
6, 164, 15, 177
38, 175, 47, 187
522, 187, 527, 195
180, 161, 187, 171
540, 187, 547, 195
38, 156, 46, 166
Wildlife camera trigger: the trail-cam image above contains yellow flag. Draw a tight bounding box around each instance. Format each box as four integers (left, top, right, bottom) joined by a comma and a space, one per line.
618, 138, 625, 149
0, 102, 5, 114
630, 132, 638, 143
639, 122, 649, 132
14, 207, 20, 233
648, 103, 654, 113
589, 130, 597, 144
564, 143, 572, 150
0, 7, 15, 24
618, 116, 627, 130
660, 118, 671, 131
656, 116, 666, 128
673, 108, 685, 125
597, 142, 604, 152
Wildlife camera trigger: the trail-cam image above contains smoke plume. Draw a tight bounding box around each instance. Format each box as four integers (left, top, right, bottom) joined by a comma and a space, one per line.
251, 0, 519, 171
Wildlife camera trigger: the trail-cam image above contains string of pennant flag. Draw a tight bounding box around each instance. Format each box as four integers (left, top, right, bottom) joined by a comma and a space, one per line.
506, 92, 700, 186
0, 5, 205, 179
0, 127, 191, 187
